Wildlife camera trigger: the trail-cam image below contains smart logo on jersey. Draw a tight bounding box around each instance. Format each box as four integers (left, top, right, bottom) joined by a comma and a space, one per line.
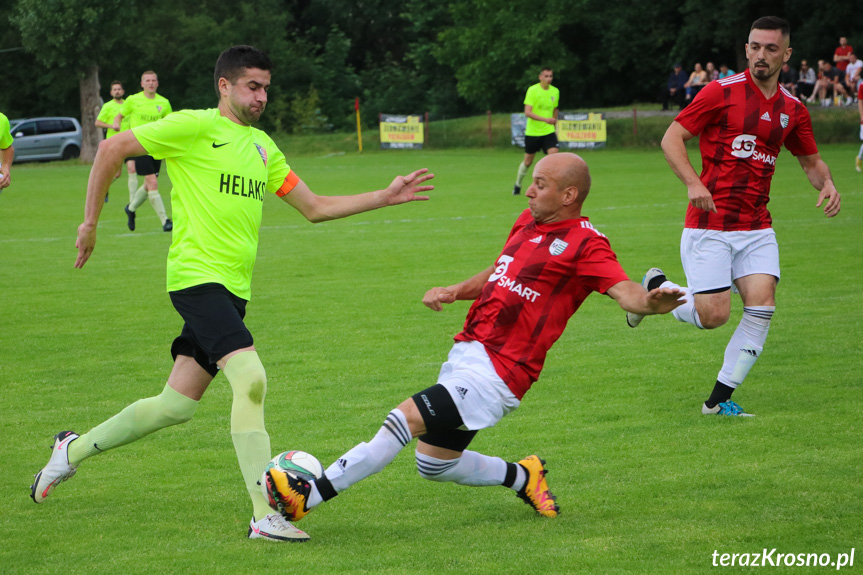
730, 134, 776, 165
780, 113, 789, 128
488, 254, 542, 302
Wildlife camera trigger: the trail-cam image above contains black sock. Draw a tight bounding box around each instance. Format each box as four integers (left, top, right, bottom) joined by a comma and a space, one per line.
315, 474, 339, 502
646, 273, 667, 291
705, 380, 735, 408
502, 462, 520, 489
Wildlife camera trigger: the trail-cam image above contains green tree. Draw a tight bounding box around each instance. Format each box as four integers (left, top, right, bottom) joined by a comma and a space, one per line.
435, 0, 573, 111
12, 0, 135, 162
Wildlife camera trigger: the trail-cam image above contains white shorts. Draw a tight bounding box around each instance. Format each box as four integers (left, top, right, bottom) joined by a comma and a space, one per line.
680, 228, 780, 294
436, 341, 520, 431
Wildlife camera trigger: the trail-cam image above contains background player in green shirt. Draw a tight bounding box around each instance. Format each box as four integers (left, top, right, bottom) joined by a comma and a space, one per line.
32, 45, 434, 543
0, 111, 13, 190
95, 81, 141, 204
115, 71, 173, 231
514, 67, 560, 195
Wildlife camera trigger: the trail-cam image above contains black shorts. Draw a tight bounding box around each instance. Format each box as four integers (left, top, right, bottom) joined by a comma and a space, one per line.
169, 283, 253, 376
524, 133, 559, 154
133, 155, 161, 176
412, 384, 477, 452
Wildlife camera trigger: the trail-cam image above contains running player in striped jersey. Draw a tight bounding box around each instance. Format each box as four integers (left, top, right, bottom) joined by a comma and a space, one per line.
628, 16, 841, 416
265, 153, 683, 528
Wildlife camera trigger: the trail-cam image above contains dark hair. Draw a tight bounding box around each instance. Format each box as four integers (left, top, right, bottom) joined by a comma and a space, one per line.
541, 66, 553, 73
214, 45, 273, 97
110, 81, 123, 88
750, 16, 790, 38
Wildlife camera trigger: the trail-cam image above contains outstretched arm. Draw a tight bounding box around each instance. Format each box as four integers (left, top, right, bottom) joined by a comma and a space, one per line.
797, 153, 841, 217
661, 121, 716, 213
606, 280, 683, 316
422, 265, 495, 311
75, 130, 147, 268
280, 168, 434, 223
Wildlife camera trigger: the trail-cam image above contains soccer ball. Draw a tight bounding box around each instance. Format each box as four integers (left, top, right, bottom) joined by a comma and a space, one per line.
266, 450, 323, 481
261, 450, 323, 511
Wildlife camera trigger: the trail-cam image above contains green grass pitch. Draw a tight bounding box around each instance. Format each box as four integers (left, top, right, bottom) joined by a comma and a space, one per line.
1, 145, 860, 574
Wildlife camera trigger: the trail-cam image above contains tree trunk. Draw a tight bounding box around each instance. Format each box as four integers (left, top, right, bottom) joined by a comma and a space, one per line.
79, 64, 103, 163
735, 42, 747, 80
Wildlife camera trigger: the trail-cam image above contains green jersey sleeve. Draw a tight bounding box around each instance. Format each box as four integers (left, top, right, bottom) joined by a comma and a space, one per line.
97, 104, 113, 125
133, 110, 199, 160
264, 141, 291, 193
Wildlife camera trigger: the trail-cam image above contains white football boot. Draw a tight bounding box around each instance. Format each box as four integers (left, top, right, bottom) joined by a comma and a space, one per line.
31, 431, 79, 503
626, 268, 667, 328
248, 514, 310, 542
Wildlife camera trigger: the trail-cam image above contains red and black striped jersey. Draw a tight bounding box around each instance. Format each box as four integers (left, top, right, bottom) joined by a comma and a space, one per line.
455, 210, 629, 399
675, 69, 818, 231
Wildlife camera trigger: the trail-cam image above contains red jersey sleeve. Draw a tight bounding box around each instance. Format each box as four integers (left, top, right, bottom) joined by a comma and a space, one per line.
675, 81, 724, 136
576, 235, 629, 294
782, 105, 818, 157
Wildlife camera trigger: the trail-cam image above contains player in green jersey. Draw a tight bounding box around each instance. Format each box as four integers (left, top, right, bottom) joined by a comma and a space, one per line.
0, 112, 13, 190
32, 45, 434, 543
514, 67, 560, 195
116, 71, 173, 231
95, 81, 141, 204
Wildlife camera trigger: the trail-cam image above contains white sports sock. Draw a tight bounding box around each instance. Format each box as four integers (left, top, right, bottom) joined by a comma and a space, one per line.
314, 409, 410, 505
857, 142, 863, 159
516, 162, 528, 187
127, 172, 138, 204
717, 306, 774, 387
663, 280, 705, 329
416, 450, 515, 487
147, 190, 168, 224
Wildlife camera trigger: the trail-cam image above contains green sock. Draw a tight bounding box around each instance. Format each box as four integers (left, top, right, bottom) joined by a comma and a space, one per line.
129, 185, 147, 211
68, 383, 198, 466
127, 172, 138, 204
516, 162, 528, 187
223, 351, 273, 520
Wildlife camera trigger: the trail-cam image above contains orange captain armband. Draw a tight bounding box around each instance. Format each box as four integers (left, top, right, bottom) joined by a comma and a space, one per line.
276, 171, 300, 197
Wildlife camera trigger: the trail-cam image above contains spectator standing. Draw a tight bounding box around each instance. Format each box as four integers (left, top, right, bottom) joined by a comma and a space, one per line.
834, 37, 853, 73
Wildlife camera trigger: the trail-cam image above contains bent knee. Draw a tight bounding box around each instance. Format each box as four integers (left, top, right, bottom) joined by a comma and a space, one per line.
161, 399, 197, 426
699, 311, 730, 329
